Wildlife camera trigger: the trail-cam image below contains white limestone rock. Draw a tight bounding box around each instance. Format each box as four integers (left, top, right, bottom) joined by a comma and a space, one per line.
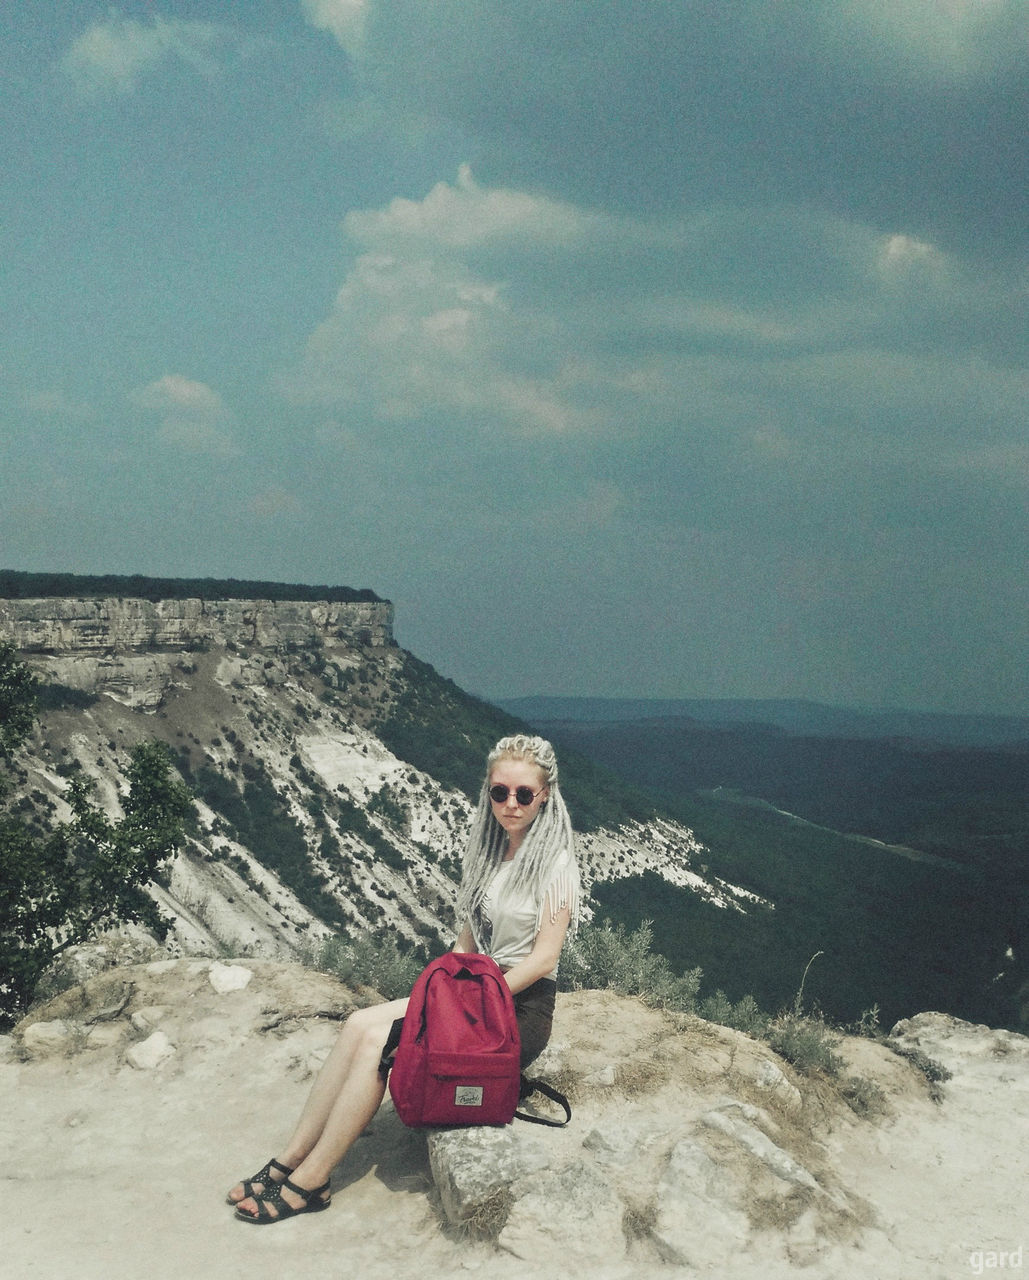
427, 1126, 550, 1227
21, 1019, 76, 1057
130, 1006, 169, 1034
125, 1030, 175, 1070
85, 1023, 127, 1051
207, 962, 253, 994
651, 1136, 750, 1268
701, 1107, 819, 1191
498, 1159, 625, 1264
581, 1120, 665, 1167
754, 1057, 804, 1111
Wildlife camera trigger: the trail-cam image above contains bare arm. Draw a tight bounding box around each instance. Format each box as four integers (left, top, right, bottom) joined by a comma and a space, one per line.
501, 904, 571, 995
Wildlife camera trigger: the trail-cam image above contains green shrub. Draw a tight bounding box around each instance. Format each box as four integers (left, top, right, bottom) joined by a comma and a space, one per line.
560, 918, 701, 1012
700, 990, 770, 1036
318, 930, 425, 999
34, 682, 98, 711
851, 1004, 882, 1037
368, 783, 408, 831
0, 730, 193, 1028
840, 1074, 888, 1117
883, 1039, 952, 1102
766, 1011, 844, 1077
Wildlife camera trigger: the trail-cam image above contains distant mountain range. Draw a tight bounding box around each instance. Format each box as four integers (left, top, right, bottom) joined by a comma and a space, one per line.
498, 696, 1029, 749
496, 695, 1029, 864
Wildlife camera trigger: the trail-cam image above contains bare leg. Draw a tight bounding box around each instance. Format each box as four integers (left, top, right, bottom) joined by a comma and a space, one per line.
232, 996, 408, 1216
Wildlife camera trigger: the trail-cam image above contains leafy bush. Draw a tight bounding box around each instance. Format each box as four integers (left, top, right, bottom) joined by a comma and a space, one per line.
699, 990, 770, 1036
840, 1074, 888, 1117
33, 682, 98, 711
559, 918, 702, 1012
0, 641, 39, 755
318, 931, 425, 1000
766, 1010, 845, 1077
368, 783, 408, 831
1, 678, 193, 1030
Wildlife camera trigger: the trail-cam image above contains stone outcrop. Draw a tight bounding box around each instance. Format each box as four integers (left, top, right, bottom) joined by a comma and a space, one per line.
0, 595, 394, 710
0, 596, 394, 654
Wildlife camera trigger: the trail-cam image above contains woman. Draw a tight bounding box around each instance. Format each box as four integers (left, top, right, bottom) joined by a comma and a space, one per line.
229, 734, 580, 1224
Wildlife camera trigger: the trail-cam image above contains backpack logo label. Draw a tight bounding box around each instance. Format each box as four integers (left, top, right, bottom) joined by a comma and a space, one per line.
454, 1086, 484, 1107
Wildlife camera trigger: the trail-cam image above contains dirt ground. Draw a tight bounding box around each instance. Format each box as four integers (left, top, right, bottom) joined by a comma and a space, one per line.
2, 961, 1025, 1279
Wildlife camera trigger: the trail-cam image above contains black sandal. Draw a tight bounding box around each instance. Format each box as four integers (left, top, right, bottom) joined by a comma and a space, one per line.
226, 1157, 294, 1205
235, 1176, 331, 1224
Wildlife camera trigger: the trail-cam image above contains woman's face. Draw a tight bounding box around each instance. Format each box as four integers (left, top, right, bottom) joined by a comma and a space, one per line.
488, 755, 549, 844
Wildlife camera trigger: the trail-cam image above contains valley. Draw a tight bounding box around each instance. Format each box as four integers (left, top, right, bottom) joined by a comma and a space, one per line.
502, 697, 1027, 1032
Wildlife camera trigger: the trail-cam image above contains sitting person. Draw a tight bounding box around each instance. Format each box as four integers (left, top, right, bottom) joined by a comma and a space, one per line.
228, 733, 581, 1223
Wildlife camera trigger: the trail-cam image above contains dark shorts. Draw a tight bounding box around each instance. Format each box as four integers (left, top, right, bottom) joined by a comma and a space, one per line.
513, 977, 557, 1069
381, 976, 557, 1076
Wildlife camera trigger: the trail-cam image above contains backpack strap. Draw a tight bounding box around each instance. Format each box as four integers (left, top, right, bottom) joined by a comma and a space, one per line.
515, 1075, 571, 1127
378, 1016, 405, 1082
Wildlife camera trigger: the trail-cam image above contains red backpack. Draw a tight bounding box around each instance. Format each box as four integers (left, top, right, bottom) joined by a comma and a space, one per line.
387, 952, 522, 1127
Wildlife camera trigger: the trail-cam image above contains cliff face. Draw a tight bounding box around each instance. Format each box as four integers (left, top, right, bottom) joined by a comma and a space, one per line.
0, 596, 394, 710
1, 594, 738, 974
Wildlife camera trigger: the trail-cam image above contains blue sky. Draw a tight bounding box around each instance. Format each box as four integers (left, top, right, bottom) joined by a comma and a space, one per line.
2, 1, 1026, 714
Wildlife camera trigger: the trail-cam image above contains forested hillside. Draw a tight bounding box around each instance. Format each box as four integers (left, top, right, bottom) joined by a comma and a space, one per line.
511, 706, 1026, 1032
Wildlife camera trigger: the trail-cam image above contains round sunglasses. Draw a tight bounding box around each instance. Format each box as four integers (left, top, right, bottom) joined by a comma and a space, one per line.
488, 784, 545, 806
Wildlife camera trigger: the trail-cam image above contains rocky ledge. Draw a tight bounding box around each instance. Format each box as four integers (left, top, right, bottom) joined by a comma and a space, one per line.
0, 596, 394, 654
4, 961, 1025, 1279
0, 595, 394, 711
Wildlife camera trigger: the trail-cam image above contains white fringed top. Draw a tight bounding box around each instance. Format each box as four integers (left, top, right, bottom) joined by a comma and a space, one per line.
472, 848, 580, 979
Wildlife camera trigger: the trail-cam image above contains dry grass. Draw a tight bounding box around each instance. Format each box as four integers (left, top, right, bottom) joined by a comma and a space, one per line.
454, 1187, 512, 1242
748, 1186, 816, 1231
621, 1194, 658, 1241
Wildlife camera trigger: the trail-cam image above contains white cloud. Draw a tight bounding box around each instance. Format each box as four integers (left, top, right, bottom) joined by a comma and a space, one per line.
131, 374, 239, 456
876, 233, 945, 278
294, 248, 595, 435
301, 0, 368, 56
286, 169, 609, 434
61, 14, 232, 96
285, 168, 1024, 481
134, 374, 225, 418
818, 0, 1025, 78
345, 165, 590, 251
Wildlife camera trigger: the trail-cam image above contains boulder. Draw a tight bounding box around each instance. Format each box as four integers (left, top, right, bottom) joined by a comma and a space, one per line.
651, 1135, 750, 1268
427, 1125, 550, 1228
499, 1158, 626, 1264
21, 1019, 76, 1057
207, 961, 254, 993
125, 1030, 175, 1070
